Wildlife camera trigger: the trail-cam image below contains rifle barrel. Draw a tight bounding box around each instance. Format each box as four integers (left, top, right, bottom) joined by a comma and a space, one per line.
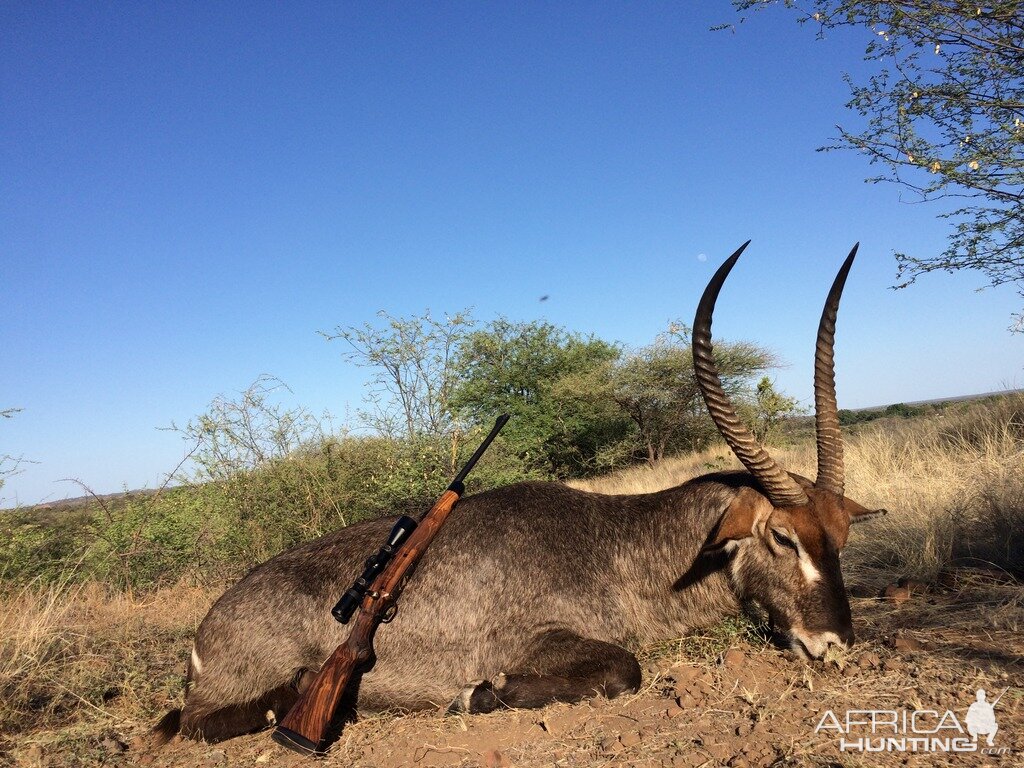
450, 414, 509, 489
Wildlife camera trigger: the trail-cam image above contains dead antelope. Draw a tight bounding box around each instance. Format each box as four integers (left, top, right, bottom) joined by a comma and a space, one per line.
154, 242, 885, 743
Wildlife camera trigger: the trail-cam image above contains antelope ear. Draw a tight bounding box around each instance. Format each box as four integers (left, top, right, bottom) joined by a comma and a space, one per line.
704, 487, 770, 551
851, 508, 888, 525
844, 496, 888, 525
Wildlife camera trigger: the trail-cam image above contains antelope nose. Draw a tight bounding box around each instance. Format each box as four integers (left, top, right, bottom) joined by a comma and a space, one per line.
836, 626, 855, 647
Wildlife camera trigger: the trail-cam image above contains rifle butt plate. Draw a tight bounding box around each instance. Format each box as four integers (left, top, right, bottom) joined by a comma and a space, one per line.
272, 726, 326, 757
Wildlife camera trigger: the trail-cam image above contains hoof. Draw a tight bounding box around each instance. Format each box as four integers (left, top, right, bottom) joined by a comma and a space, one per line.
447, 679, 501, 714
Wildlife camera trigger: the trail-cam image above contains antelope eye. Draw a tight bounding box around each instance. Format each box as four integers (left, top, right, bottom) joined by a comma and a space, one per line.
771, 529, 797, 551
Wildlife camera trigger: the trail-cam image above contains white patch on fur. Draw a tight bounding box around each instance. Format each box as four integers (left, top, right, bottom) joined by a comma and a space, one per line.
265, 709, 276, 725
798, 551, 821, 584
492, 672, 507, 690
454, 679, 485, 713
190, 646, 203, 675
782, 530, 821, 585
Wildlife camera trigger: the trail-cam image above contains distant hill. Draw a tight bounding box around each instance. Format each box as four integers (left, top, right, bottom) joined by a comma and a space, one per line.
767, 388, 1021, 438
846, 388, 1023, 413
2, 488, 159, 516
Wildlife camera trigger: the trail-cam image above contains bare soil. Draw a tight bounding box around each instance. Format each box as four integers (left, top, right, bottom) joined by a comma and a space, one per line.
7, 572, 1020, 768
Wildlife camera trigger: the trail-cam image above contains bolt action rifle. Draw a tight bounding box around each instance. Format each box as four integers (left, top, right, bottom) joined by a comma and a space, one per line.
272, 415, 510, 756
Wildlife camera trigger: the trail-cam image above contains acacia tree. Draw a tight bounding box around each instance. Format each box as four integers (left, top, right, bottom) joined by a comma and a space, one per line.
612, 325, 780, 464
751, 376, 802, 444
1, 408, 25, 500
734, 1, 1024, 329
323, 310, 473, 440
612, 334, 707, 464
168, 376, 324, 481
451, 318, 628, 477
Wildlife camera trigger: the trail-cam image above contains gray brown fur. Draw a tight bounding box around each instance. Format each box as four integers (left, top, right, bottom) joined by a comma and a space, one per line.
157, 469, 878, 743
160, 474, 766, 740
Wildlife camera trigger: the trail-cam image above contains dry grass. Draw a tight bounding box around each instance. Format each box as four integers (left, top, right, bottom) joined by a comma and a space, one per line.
0, 577, 83, 733
573, 394, 1024, 590
635, 613, 770, 667
0, 579, 214, 753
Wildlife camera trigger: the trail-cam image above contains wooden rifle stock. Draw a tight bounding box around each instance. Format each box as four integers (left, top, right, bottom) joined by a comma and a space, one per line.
272, 416, 508, 756
271, 620, 375, 754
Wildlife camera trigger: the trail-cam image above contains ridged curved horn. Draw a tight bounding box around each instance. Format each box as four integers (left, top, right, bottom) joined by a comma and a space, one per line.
814, 244, 858, 497
693, 242, 810, 508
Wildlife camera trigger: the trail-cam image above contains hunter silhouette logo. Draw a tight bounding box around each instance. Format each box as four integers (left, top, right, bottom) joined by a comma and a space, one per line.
815, 687, 1013, 755
966, 688, 1005, 747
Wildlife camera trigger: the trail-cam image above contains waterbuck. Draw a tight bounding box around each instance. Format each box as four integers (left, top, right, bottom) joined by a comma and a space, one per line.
155, 242, 885, 743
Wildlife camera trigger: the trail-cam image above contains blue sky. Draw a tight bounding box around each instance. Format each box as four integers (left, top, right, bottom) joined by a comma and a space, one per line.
2, 2, 1022, 506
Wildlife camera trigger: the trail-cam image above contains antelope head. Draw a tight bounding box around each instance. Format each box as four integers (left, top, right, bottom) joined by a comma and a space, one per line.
693, 241, 886, 659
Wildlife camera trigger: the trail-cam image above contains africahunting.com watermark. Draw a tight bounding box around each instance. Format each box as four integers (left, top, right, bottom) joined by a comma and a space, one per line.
815, 688, 1012, 755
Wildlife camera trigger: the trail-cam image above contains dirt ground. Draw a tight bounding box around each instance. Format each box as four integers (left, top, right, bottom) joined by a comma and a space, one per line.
9, 571, 1020, 768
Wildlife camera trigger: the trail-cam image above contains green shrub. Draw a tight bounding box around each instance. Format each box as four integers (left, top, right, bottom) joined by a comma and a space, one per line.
0, 427, 542, 591
0, 509, 91, 585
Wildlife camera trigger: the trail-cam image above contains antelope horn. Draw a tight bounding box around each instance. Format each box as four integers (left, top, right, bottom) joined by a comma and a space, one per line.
814, 244, 858, 497
693, 242, 810, 508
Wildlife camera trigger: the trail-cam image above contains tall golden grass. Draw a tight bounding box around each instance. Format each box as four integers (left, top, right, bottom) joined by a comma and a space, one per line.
0, 577, 82, 734
833, 393, 1024, 585
0, 578, 214, 743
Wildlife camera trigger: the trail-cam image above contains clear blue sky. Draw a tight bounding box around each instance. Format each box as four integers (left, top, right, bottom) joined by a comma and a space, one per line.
2, 2, 1021, 506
